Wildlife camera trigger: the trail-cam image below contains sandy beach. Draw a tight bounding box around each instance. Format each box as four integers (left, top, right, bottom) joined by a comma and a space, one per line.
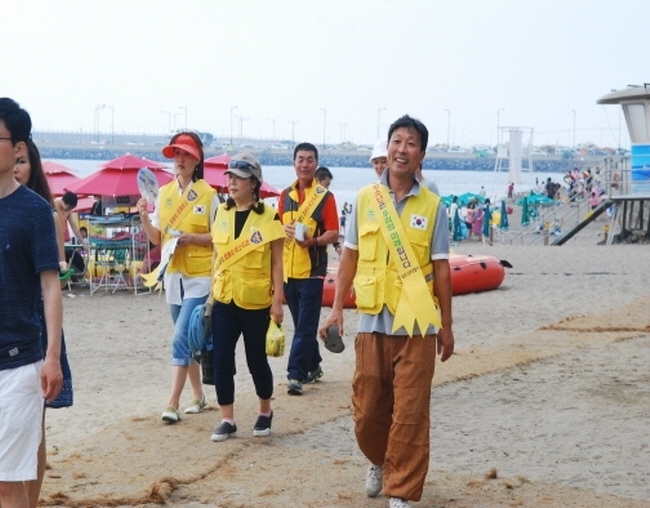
39, 240, 650, 507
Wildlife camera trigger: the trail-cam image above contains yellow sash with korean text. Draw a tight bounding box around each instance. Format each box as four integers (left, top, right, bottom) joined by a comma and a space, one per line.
140, 181, 212, 288
293, 183, 328, 225
162, 181, 211, 243
214, 221, 285, 273
368, 182, 441, 336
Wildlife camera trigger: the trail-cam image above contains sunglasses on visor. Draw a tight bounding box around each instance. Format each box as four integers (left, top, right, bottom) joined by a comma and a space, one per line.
228, 160, 255, 171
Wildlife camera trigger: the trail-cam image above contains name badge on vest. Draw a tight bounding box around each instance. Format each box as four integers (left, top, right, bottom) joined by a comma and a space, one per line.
194, 204, 206, 215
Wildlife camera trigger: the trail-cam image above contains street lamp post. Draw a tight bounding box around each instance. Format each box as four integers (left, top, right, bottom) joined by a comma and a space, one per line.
94, 104, 105, 143
445, 109, 451, 151
321, 108, 327, 150
230, 106, 238, 147
174, 112, 183, 132
571, 109, 577, 149
288, 120, 299, 148
339, 123, 347, 143
497, 108, 504, 146
377, 107, 386, 139
238, 116, 250, 145
265, 118, 276, 140
161, 110, 173, 133
105, 105, 115, 144
179, 106, 188, 130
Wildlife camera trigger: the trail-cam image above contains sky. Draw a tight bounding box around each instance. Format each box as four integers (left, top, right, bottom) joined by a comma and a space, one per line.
1, 0, 647, 149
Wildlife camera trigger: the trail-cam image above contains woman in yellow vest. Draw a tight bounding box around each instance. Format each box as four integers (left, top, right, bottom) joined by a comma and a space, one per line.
137, 132, 217, 424
209, 153, 285, 442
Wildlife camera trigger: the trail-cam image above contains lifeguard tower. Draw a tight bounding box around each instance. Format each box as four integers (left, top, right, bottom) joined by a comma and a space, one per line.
493, 127, 534, 186
547, 85, 650, 245
597, 84, 650, 194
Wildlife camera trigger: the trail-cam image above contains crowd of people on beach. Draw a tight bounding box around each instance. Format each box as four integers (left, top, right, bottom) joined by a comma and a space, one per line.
1, 97, 453, 508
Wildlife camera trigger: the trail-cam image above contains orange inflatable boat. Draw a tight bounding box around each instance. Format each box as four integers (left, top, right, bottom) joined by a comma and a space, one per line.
321, 264, 356, 308
321, 254, 507, 308
448, 254, 506, 295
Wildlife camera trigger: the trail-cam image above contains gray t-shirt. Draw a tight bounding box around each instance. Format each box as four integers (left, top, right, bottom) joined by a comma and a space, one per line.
344, 173, 449, 335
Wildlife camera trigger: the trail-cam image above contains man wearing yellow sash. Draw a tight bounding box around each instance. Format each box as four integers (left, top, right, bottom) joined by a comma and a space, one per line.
321, 116, 454, 508
137, 132, 217, 424
278, 142, 339, 396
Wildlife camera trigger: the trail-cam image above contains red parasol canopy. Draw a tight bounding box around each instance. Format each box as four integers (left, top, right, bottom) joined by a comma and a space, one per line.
43, 161, 81, 196
203, 153, 280, 198
204, 153, 231, 168
74, 196, 96, 213
65, 164, 174, 198
100, 153, 167, 171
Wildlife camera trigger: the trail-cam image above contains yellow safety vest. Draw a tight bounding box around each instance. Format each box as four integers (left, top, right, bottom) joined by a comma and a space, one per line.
211, 205, 283, 309
354, 185, 440, 316
280, 180, 330, 279
159, 179, 214, 277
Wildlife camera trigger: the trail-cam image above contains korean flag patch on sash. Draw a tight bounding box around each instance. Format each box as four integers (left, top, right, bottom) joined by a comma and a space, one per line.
194, 204, 206, 215
410, 214, 427, 230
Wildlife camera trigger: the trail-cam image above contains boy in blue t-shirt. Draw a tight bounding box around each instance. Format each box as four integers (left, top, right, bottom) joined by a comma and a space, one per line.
0, 98, 62, 507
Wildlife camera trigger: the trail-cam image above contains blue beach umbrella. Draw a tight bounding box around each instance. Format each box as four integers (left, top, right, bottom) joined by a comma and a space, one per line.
457, 192, 486, 207
516, 193, 557, 207
482, 203, 492, 237
499, 200, 509, 230
441, 195, 454, 207
453, 208, 463, 242
520, 196, 530, 227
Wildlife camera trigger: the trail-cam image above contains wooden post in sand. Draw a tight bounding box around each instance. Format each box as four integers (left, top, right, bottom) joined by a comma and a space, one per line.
543, 222, 549, 246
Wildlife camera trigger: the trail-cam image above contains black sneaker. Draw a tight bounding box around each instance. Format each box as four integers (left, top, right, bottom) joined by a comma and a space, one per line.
305, 366, 324, 384
211, 421, 237, 442
287, 379, 303, 395
253, 412, 273, 437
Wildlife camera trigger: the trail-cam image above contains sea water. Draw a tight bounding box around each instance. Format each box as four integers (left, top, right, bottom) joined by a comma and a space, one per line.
52, 159, 563, 210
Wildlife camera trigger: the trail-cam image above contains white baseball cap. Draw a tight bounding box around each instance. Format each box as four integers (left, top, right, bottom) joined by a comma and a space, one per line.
369, 139, 388, 162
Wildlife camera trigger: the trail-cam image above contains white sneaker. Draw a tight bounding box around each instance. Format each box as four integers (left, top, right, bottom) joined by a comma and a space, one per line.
389, 497, 410, 508
184, 395, 207, 414
365, 463, 383, 497
161, 406, 180, 423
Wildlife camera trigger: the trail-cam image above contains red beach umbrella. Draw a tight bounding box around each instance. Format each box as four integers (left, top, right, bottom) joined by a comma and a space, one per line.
203, 153, 230, 189
65, 153, 172, 197
74, 196, 96, 213
66, 165, 174, 198
203, 153, 281, 198
43, 161, 81, 196
100, 153, 167, 171
204, 153, 231, 168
